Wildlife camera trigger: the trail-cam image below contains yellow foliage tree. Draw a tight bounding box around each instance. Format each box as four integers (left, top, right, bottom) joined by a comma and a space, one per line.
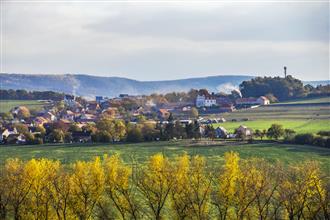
103, 154, 139, 219
214, 151, 240, 220
24, 159, 60, 219
70, 157, 105, 220
137, 153, 174, 220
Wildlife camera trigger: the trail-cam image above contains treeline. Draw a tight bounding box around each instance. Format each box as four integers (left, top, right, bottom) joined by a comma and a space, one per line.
0, 152, 328, 220
0, 89, 64, 101
239, 76, 330, 101
254, 124, 330, 148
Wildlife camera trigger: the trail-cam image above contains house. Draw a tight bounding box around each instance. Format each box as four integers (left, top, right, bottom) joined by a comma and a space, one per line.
235, 96, 270, 106
43, 111, 57, 122
1, 128, 18, 142
61, 110, 76, 121
96, 96, 104, 104
215, 126, 228, 138
236, 125, 253, 137
196, 94, 217, 107
196, 90, 217, 107
86, 102, 100, 113
258, 96, 270, 105
64, 95, 76, 107
158, 109, 170, 119
17, 134, 26, 144
76, 113, 97, 123
34, 116, 49, 126
219, 103, 235, 112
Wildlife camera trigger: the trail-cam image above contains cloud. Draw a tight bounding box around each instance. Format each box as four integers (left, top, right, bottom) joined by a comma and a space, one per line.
2, 1, 329, 81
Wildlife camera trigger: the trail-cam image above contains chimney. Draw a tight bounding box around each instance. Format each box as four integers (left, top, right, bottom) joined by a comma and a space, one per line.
284, 66, 287, 78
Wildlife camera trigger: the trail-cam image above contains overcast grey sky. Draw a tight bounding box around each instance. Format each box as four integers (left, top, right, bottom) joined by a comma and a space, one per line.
1, 1, 329, 81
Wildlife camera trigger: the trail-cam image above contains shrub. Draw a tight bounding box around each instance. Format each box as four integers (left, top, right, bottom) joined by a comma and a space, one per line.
294, 133, 314, 145
127, 127, 143, 143
312, 136, 327, 148
317, 131, 330, 137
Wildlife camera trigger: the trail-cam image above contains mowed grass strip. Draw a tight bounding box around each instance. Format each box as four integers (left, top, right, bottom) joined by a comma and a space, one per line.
0, 141, 329, 172
218, 104, 330, 120
213, 119, 330, 134
0, 100, 46, 113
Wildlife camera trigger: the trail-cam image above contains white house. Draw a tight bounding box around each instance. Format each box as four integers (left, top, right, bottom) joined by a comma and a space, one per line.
196, 95, 217, 107
64, 95, 76, 107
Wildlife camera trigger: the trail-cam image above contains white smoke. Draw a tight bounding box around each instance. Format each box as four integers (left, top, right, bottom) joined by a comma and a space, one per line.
216, 83, 242, 97
66, 74, 80, 97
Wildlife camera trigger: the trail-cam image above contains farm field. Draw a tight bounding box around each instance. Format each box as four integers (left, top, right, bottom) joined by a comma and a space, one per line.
277, 96, 330, 104
1, 140, 329, 172
0, 100, 48, 113
213, 119, 329, 134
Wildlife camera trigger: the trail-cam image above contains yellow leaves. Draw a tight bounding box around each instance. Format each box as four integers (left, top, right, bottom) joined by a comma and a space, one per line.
0, 153, 329, 220
104, 154, 131, 190
70, 157, 105, 219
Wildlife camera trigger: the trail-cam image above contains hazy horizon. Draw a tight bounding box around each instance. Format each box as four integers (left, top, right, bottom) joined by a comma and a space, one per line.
2, 1, 329, 81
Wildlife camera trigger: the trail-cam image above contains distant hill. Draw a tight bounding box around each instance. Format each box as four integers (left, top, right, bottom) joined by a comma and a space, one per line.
0, 73, 328, 98
0, 73, 253, 98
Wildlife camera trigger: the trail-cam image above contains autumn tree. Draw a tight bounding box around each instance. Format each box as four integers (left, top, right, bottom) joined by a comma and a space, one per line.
214, 151, 240, 220
103, 154, 140, 219
70, 157, 105, 220
137, 154, 174, 220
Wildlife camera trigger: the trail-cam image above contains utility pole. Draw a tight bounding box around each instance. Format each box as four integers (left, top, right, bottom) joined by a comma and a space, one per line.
284, 66, 287, 78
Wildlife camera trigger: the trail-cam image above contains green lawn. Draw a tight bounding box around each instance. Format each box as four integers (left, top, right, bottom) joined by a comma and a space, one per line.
0, 141, 329, 172
0, 100, 47, 113
213, 119, 330, 134
277, 96, 330, 104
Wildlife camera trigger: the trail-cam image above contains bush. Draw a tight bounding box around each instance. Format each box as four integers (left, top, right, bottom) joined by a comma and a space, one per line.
294, 133, 314, 145
312, 136, 327, 148
127, 127, 143, 143
317, 131, 330, 137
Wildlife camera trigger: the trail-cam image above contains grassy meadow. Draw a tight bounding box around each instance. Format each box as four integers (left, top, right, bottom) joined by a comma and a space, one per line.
213, 119, 329, 134
211, 98, 330, 134
0, 100, 47, 113
1, 140, 329, 172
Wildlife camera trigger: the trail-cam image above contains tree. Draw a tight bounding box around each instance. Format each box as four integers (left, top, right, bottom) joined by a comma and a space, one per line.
24, 159, 60, 219
205, 125, 216, 140
239, 76, 306, 101
3, 159, 33, 220
96, 117, 127, 142
284, 128, 296, 140
70, 157, 105, 220
68, 123, 82, 133
16, 106, 31, 119
137, 154, 174, 220
24, 132, 35, 144
103, 155, 140, 219
190, 107, 199, 119
255, 129, 262, 140
267, 124, 284, 140
214, 152, 241, 219
48, 129, 65, 143
126, 127, 143, 143
278, 161, 328, 219
13, 124, 29, 134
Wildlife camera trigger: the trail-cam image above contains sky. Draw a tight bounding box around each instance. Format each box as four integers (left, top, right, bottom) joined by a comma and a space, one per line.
1, 1, 329, 81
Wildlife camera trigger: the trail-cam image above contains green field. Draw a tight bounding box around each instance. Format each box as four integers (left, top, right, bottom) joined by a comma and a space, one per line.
217, 105, 330, 121
277, 96, 330, 104
0, 100, 48, 113
210, 98, 330, 134
213, 119, 330, 134
1, 141, 329, 172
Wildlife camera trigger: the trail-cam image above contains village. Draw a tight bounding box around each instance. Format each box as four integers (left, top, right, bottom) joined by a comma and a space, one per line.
0, 89, 270, 145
